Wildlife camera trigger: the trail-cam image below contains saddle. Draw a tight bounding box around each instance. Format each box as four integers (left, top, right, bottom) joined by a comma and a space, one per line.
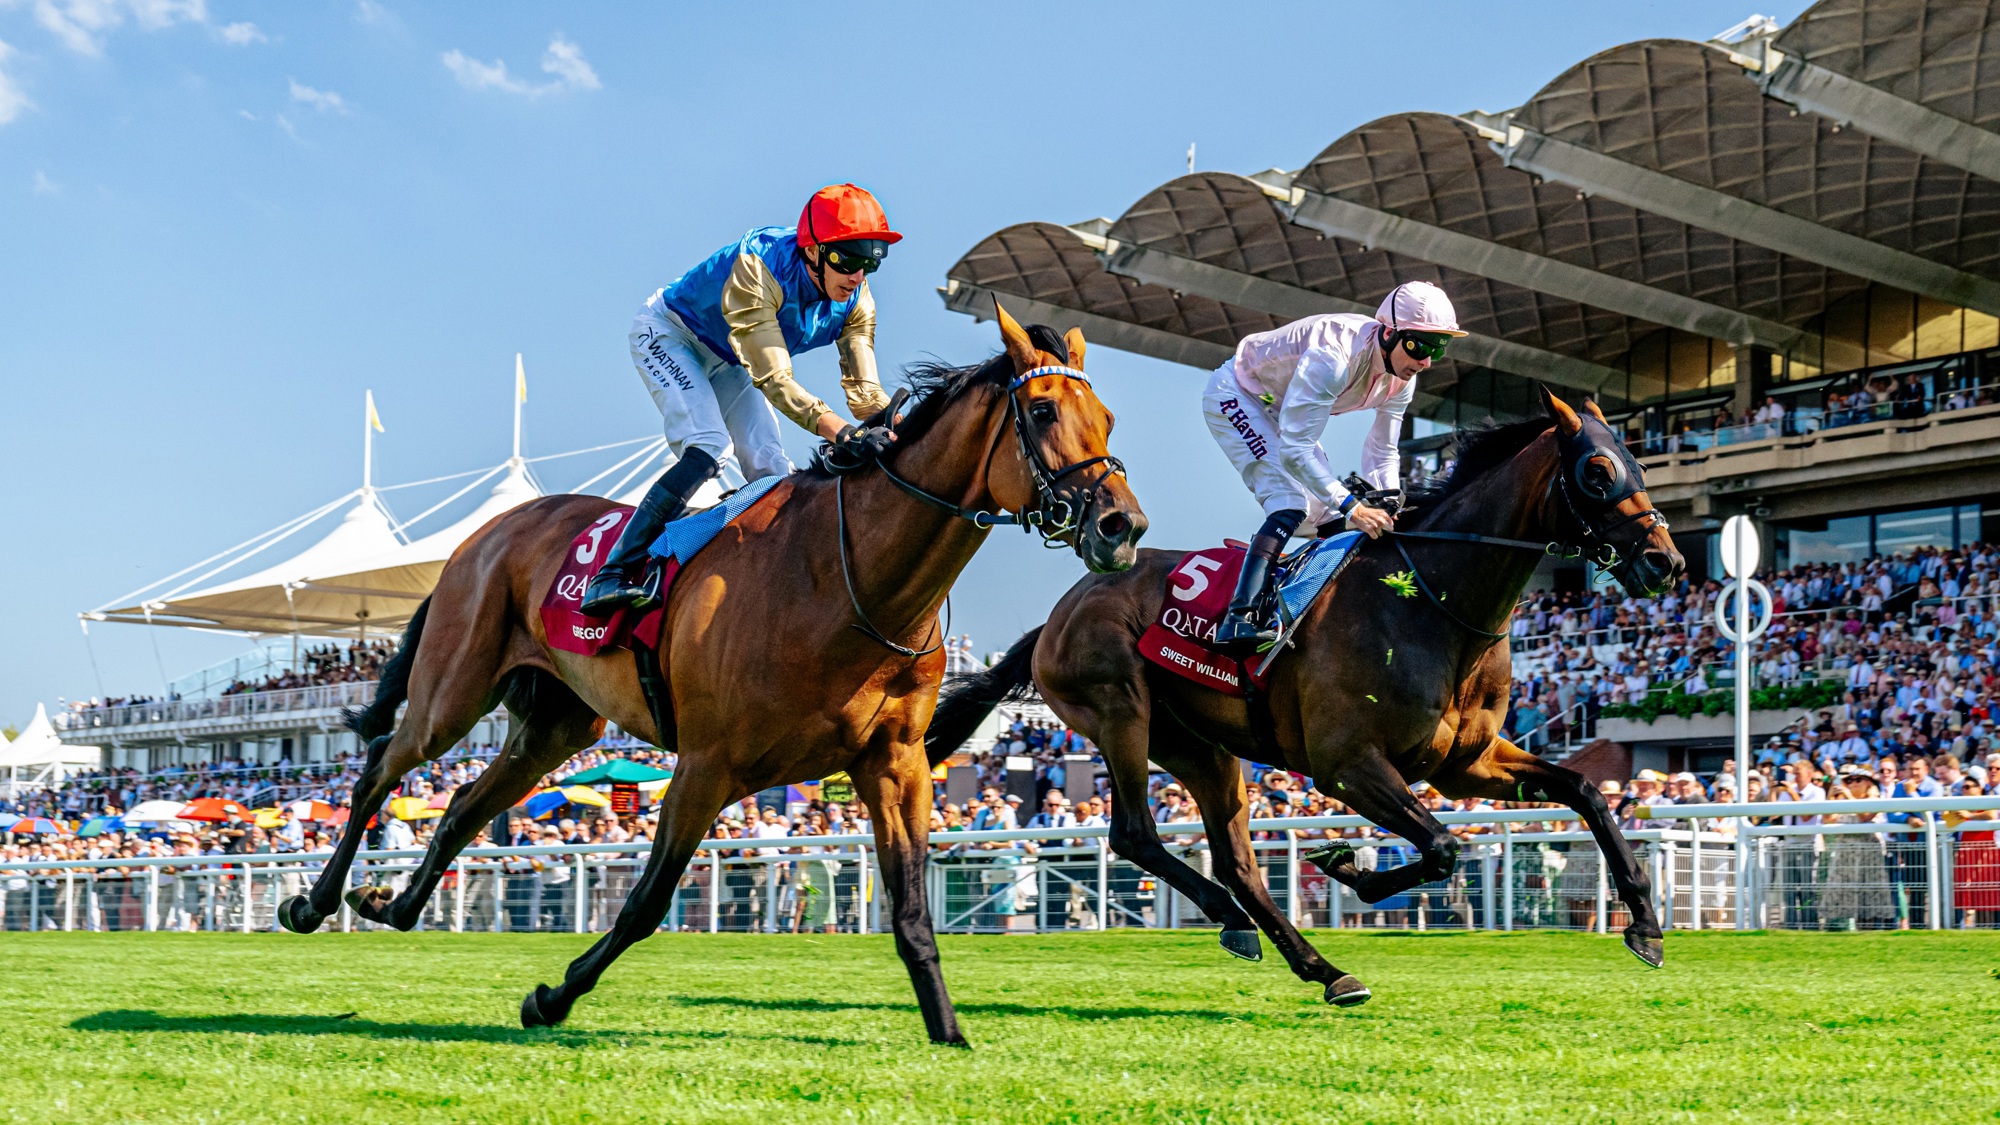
1137, 530, 1366, 697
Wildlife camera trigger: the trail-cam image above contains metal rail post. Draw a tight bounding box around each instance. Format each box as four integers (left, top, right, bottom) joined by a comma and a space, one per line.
145, 866, 158, 932
1096, 838, 1109, 930
64, 870, 74, 932
1924, 814, 1942, 931
1595, 850, 1608, 935
1286, 831, 1301, 925
1502, 823, 1515, 932
707, 850, 719, 934
575, 854, 587, 934
241, 864, 254, 933
1690, 822, 1703, 932
453, 859, 465, 933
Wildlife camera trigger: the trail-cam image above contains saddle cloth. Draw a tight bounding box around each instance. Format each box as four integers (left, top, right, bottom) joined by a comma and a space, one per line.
1136, 530, 1366, 697
540, 475, 784, 656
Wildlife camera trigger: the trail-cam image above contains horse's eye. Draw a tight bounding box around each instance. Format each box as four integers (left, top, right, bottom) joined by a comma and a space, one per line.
1030, 403, 1058, 426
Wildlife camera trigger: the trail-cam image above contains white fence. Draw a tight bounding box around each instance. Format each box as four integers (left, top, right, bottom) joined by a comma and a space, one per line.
4, 800, 1997, 935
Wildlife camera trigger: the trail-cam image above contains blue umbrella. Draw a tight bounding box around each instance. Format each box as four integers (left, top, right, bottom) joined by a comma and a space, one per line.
0, 814, 18, 831
77, 815, 125, 838
523, 790, 568, 821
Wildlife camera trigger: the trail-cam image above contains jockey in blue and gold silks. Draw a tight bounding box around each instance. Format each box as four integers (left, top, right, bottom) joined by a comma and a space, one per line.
582, 184, 901, 615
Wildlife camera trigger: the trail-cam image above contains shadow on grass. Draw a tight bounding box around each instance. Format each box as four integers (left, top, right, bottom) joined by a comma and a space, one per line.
668, 994, 1259, 1023
72, 1009, 859, 1047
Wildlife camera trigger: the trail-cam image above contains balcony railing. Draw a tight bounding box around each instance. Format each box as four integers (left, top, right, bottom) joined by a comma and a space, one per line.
54, 681, 379, 733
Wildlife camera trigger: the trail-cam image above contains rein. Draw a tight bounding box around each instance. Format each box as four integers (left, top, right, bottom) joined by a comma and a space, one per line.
829, 362, 1125, 657
1384, 451, 1669, 643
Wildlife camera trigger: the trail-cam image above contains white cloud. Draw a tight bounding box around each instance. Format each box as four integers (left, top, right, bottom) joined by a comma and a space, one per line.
288, 77, 346, 114
217, 20, 263, 45
33, 168, 58, 193
236, 107, 255, 120
0, 38, 29, 124
28, 0, 208, 56
443, 34, 598, 98
352, 0, 387, 24
274, 112, 299, 143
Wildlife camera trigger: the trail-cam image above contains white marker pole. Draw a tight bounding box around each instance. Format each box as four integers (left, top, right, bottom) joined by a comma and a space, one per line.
1717, 516, 1767, 929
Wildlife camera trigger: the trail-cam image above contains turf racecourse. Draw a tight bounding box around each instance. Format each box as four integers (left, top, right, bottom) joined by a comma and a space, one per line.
3, 930, 1994, 1123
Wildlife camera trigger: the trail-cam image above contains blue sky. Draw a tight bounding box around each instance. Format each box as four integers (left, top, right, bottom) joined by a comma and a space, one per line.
0, 0, 1806, 728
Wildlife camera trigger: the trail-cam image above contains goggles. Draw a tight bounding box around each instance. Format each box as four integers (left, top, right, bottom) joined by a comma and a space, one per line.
819, 239, 888, 276
1394, 331, 1453, 363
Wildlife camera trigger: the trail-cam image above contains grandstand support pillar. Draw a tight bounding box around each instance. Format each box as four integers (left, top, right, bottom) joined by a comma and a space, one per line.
1502, 823, 1514, 931
1097, 837, 1110, 930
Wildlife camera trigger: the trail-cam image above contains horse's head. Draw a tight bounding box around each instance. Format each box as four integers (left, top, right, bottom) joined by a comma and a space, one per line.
987, 301, 1147, 572
1539, 385, 1684, 596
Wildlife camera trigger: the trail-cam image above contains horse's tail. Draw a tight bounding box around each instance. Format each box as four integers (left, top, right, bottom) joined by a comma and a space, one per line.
925, 625, 1042, 767
341, 597, 430, 741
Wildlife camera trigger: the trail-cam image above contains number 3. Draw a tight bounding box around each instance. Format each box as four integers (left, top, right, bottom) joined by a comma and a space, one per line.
575, 512, 624, 565
1170, 555, 1224, 601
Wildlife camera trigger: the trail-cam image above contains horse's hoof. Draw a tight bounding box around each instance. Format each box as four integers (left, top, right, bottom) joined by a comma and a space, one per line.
1303, 843, 1357, 878
277, 895, 324, 935
520, 984, 566, 1029
1624, 929, 1665, 970
343, 885, 403, 928
934, 1034, 973, 1050
1219, 929, 1263, 962
1324, 975, 1372, 1007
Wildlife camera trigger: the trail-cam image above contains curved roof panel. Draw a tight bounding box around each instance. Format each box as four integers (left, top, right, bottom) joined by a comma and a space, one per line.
1106, 171, 1650, 371
1295, 111, 1869, 326
1511, 38, 2000, 277
1776, 0, 2000, 130
944, 221, 1280, 349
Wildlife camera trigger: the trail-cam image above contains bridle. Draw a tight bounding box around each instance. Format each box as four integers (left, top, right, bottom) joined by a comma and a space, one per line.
830, 362, 1127, 656
876, 364, 1125, 546
1387, 424, 1670, 641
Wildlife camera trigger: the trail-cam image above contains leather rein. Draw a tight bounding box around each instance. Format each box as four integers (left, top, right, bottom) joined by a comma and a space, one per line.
1384, 453, 1668, 642
832, 363, 1127, 657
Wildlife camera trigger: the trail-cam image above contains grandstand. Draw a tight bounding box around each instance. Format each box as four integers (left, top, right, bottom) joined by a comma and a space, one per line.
939, 0, 2000, 595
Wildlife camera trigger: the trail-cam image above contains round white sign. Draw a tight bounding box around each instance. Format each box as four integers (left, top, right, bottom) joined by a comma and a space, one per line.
1720, 515, 1760, 579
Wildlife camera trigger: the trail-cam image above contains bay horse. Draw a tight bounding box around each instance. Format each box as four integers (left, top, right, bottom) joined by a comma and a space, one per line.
924, 387, 1683, 1005
276, 304, 1146, 1045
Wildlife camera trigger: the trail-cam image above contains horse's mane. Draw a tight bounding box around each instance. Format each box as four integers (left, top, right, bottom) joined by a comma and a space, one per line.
1403, 416, 1552, 528
802, 323, 1070, 478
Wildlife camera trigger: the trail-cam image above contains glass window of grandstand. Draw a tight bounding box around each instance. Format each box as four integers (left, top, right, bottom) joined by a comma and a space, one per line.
1779, 503, 1985, 567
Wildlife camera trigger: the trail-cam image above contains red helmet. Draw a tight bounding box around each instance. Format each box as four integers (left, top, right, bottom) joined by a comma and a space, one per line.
797, 183, 902, 249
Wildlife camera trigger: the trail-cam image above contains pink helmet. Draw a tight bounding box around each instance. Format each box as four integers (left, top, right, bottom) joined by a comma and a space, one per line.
1376, 281, 1467, 337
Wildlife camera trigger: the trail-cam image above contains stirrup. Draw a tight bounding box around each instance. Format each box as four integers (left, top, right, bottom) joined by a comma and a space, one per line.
580, 564, 662, 617
1213, 611, 1278, 655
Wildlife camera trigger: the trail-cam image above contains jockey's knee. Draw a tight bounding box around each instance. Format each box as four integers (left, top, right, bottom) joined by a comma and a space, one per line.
673, 432, 730, 466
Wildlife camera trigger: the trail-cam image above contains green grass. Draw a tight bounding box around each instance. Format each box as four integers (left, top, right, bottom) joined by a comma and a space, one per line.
3, 929, 1996, 1123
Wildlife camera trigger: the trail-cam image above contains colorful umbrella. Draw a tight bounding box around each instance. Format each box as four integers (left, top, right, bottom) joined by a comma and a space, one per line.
76, 815, 124, 838
177, 798, 250, 822
523, 789, 569, 820
252, 807, 290, 829
0, 814, 18, 830
324, 807, 351, 826
124, 799, 193, 824
8, 817, 65, 836
563, 760, 673, 784
287, 799, 338, 822
558, 785, 611, 809
425, 790, 453, 811
387, 796, 442, 821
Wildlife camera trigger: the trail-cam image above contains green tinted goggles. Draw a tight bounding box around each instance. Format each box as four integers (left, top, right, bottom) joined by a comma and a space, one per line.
820, 239, 888, 276
1395, 331, 1453, 362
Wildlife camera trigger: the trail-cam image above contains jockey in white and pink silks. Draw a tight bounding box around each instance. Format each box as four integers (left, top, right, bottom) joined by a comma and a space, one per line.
1205, 281, 1467, 652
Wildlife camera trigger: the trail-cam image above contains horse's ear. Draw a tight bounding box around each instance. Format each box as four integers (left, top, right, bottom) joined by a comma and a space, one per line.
1063, 326, 1087, 370
1582, 397, 1610, 426
993, 299, 1040, 371
1539, 384, 1584, 437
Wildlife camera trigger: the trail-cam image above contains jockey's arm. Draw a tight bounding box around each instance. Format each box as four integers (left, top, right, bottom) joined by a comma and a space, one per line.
720, 252, 845, 441
1274, 351, 1358, 521
835, 283, 894, 422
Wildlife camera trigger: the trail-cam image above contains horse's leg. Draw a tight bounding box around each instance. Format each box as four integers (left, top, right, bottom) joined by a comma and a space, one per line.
520, 758, 733, 1028
1094, 717, 1261, 938
1164, 746, 1369, 1006
855, 739, 966, 1046
1430, 737, 1664, 968
354, 681, 601, 929
1305, 750, 1460, 907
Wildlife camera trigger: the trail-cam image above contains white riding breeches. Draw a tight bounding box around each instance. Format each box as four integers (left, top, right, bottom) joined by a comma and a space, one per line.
1201, 362, 1332, 526
630, 292, 795, 481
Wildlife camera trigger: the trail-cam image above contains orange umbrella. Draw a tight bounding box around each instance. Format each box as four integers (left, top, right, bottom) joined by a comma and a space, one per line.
177, 798, 251, 822
288, 799, 338, 821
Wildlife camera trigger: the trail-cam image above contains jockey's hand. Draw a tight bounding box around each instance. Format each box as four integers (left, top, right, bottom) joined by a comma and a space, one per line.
1347, 503, 1396, 539
834, 418, 898, 460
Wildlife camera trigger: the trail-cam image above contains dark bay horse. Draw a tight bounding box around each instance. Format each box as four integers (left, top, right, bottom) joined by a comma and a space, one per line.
925, 387, 1683, 1005
276, 305, 1146, 1045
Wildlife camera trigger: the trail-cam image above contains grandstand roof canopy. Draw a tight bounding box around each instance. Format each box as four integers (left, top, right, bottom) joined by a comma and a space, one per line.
942, 0, 2000, 424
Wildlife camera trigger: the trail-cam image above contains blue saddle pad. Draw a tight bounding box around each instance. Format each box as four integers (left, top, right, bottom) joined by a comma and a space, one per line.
648, 474, 784, 564
1275, 529, 1365, 620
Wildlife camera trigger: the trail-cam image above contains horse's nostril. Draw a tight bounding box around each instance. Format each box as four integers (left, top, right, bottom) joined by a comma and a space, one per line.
1097, 511, 1131, 540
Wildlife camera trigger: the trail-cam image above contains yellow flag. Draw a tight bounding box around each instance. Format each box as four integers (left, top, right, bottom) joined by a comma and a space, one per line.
366, 389, 385, 433
516, 354, 528, 403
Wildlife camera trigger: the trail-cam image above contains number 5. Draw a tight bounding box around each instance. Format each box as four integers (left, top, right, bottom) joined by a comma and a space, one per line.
1170, 555, 1224, 601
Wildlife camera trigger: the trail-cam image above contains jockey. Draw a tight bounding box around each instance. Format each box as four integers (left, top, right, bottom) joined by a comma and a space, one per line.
1207, 281, 1466, 652
582, 183, 902, 615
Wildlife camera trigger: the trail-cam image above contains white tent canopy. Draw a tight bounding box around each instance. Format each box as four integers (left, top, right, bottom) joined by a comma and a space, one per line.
2, 704, 100, 778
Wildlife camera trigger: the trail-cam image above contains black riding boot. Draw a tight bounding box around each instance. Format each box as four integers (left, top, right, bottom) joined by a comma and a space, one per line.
579, 448, 720, 616
1213, 508, 1305, 654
